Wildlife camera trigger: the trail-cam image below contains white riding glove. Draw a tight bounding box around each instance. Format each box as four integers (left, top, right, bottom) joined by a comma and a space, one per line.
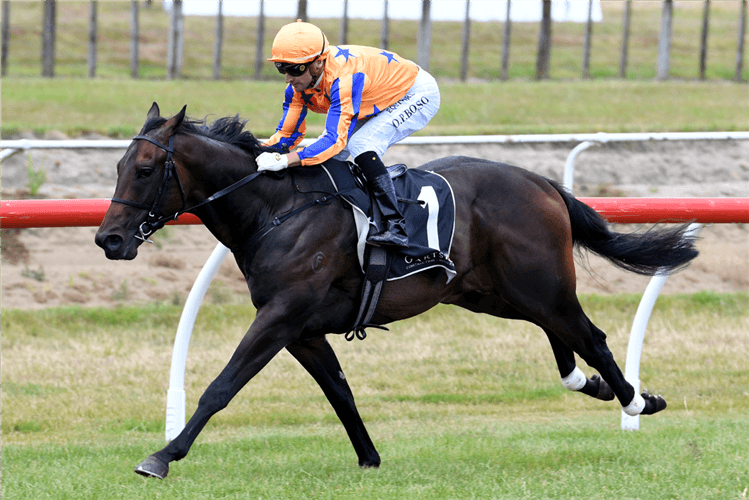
256, 152, 289, 172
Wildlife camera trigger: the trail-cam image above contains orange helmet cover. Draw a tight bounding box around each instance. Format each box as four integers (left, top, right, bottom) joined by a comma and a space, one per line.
269, 20, 330, 64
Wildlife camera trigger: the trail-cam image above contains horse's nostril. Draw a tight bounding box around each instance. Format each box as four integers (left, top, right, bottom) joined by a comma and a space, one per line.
102, 234, 123, 252
95, 230, 131, 260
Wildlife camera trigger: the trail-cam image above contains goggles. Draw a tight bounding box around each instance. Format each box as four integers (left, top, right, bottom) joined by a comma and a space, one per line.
275, 60, 314, 77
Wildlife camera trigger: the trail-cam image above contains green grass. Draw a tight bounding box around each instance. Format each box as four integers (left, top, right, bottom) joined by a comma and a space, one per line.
3, 293, 748, 498
2, 416, 747, 500
2, 78, 748, 137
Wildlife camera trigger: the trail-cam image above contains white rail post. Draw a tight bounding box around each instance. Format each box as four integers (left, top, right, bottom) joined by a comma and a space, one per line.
621, 222, 702, 430
1, 148, 20, 161
562, 134, 607, 193
165, 242, 230, 441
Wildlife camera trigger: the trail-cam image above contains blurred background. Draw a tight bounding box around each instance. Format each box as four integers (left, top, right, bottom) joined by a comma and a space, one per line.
1, 0, 746, 82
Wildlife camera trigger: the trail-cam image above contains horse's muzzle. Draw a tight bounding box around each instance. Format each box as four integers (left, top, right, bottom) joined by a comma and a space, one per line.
94, 230, 139, 260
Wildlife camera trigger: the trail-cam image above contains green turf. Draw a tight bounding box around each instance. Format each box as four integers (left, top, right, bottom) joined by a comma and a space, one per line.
2, 78, 747, 137
2, 294, 748, 498
2, 415, 748, 500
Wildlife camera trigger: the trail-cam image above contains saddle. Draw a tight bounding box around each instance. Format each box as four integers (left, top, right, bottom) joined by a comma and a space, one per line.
287, 158, 456, 339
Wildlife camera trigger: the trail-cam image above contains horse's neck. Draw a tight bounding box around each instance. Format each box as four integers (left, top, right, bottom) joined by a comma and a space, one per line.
182, 146, 291, 252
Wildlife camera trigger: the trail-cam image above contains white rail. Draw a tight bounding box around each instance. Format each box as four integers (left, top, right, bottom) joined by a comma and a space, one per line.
4, 131, 749, 161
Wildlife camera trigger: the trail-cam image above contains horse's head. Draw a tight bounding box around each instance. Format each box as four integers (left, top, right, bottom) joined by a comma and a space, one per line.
95, 102, 189, 260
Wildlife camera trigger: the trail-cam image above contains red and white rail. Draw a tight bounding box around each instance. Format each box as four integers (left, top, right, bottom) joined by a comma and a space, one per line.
3, 197, 748, 228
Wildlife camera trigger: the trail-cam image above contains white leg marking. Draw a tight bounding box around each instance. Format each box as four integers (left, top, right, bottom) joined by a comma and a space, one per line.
622, 393, 646, 416
561, 366, 587, 391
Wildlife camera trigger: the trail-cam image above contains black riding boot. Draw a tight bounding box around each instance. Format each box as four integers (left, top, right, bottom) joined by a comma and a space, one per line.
355, 151, 409, 248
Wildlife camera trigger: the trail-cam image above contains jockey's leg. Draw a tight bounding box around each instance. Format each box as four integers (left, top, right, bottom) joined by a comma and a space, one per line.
355, 151, 408, 248
346, 69, 440, 249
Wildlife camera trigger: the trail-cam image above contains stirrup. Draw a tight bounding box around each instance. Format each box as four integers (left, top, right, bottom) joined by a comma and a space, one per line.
367, 231, 408, 248
367, 218, 408, 248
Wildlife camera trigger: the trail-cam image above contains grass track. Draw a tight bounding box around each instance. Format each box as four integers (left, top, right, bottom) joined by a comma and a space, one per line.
3, 294, 748, 499
2, 415, 748, 500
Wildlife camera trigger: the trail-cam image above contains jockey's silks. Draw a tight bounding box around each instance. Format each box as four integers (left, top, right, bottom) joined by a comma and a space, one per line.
265, 45, 419, 165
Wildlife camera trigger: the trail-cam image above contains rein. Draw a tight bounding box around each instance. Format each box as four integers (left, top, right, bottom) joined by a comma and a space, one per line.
111, 134, 262, 243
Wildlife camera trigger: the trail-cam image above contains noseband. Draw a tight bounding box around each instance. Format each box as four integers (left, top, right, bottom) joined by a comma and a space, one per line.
111, 134, 262, 243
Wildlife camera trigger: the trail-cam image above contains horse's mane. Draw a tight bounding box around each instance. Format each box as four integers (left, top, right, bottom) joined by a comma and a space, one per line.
141, 115, 274, 154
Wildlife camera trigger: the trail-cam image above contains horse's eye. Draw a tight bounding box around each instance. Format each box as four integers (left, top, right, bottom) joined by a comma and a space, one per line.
138, 168, 154, 179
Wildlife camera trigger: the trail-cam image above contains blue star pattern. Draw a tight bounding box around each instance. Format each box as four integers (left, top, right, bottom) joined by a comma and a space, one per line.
380, 51, 398, 64
300, 91, 315, 106
334, 46, 355, 62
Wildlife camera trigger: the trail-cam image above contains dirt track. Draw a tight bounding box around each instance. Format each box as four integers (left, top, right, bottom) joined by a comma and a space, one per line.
2, 138, 748, 309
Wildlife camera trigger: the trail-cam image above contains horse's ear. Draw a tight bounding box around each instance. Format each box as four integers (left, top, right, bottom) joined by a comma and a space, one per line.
147, 102, 160, 120
163, 105, 187, 134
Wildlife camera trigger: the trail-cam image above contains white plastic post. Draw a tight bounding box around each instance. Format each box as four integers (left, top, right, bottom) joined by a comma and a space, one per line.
620, 222, 702, 430
563, 139, 602, 193
165, 241, 230, 441
1, 148, 20, 161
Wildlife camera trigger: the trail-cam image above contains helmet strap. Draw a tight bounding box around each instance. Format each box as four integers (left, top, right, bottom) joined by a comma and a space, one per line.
308, 59, 325, 90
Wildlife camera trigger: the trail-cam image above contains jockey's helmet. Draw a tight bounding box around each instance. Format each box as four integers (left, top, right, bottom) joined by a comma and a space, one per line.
269, 20, 330, 66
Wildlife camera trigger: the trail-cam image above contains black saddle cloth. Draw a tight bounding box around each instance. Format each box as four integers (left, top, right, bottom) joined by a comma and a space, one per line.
317, 158, 456, 283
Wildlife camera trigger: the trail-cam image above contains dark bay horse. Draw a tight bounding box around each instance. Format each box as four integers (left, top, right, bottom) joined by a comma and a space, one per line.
95, 103, 698, 479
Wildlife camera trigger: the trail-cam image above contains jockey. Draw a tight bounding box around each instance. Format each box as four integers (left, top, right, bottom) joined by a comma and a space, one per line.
256, 20, 441, 248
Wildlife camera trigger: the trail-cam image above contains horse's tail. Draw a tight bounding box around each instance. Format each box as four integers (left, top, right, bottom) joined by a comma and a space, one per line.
549, 179, 699, 276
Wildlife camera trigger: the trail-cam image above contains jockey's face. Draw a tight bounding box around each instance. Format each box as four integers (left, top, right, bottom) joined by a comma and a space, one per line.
285, 59, 323, 93
285, 67, 314, 92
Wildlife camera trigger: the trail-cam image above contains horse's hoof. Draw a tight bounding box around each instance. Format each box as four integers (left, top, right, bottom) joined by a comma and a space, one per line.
640, 390, 667, 415
134, 455, 169, 479
591, 374, 615, 401
359, 456, 381, 469
580, 374, 615, 401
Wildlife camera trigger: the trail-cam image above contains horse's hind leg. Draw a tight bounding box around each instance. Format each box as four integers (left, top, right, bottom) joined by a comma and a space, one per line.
542, 328, 614, 401
472, 273, 665, 416
452, 294, 613, 402
286, 336, 381, 468
543, 305, 667, 416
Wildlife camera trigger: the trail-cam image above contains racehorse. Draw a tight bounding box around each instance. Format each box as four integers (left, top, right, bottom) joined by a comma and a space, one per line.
95, 103, 698, 479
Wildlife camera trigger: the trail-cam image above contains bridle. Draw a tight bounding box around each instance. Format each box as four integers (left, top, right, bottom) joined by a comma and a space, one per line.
111, 133, 262, 243
111, 135, 185, 243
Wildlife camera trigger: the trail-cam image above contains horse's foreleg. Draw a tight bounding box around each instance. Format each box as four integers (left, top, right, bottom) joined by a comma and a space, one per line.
135, 317, 296, 479
543, 328, 614, 401
286, 336, 381, 468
